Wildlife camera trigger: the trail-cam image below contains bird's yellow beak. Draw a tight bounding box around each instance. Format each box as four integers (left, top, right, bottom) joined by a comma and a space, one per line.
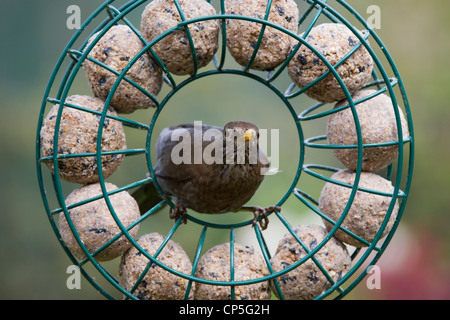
243, 130, 256, 142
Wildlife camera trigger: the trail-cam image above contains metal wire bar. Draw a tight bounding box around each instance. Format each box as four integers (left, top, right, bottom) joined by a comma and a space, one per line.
298, 77, 399, 121
184, 226, 208, 300
297, 1, 319, 27
304, 135, 412, 150
229, 228, 236, 300
46, 97, 150, 130
173, 0, 199, 75
268, 0, 327, 82
243, 0, 273, 72
215, 0, 227, 70
40, 149, 145, 163
302, 164, 406, 198
253, 224, 284, 299
49, 177, 152, 215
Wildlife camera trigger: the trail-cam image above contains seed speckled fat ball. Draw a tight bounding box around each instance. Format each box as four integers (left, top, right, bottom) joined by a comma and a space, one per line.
194, 243, 271, 300
328, 90, 410, 172
40, 95, 126, 184
119, 233, 194, 300
59, 183, 140, 261
318, 170, 399, 247
270, 224, 351, 300
225, 0, 299, 71
288, 23, 374, 103
83, 25, 163, 114
141, 0, 219, 75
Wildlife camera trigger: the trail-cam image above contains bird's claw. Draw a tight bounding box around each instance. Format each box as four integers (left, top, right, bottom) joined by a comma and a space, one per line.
248, 206, 280, 230
170, 205, 188, 224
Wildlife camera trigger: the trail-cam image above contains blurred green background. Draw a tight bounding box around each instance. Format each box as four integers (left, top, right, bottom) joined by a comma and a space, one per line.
1, 0, 449, 299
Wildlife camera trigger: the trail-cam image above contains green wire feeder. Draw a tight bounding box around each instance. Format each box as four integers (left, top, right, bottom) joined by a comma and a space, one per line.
36, 0, 414, 300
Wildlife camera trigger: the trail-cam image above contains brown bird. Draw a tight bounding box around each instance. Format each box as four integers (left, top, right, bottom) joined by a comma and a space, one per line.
153, 121, 280, 230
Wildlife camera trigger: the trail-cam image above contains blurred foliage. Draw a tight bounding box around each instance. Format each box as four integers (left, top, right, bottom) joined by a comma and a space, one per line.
0, 0, 449, 299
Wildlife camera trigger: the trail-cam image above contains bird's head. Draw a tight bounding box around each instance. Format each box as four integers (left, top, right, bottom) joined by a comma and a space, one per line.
223, 121, 261, 164
224, 121, 259, 141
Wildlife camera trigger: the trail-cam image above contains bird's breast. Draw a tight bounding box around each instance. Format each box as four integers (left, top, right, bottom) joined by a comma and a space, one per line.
187, 163, 264, 213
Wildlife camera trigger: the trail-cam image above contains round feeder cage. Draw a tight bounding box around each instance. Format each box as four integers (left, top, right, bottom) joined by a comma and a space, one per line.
36, 0, 414, 300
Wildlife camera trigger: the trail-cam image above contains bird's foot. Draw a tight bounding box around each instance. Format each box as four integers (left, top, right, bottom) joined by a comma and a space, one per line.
240, 206, 281, 230
169, 205, 188, 224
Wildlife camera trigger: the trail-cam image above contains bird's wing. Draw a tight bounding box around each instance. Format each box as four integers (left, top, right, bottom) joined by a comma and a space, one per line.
154, 124, 223, 182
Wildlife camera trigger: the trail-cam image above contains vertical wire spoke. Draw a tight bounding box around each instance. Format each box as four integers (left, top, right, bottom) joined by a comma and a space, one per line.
173, 0, 199, 76
243, 0, 273, 72
254, 224, 285, 300
298, 1, 319, 26
184, 226, 208, 300
229, 228, 236, 300
216, 0, 227, 70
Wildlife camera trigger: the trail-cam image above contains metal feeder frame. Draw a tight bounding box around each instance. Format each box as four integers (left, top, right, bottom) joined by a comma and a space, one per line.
36, 0, 414, 300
